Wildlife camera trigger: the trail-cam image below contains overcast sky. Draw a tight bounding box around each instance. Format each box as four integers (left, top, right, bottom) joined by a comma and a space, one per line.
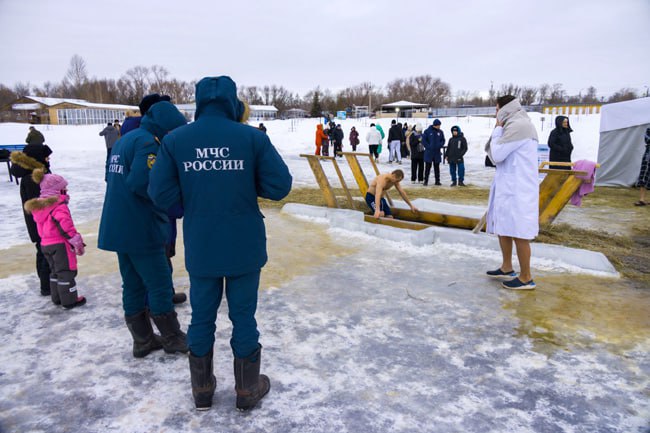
0, 0, 648, 98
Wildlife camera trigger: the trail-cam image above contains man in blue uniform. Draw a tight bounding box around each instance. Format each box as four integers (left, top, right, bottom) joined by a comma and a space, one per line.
98, 101, 189, 359
422, 119, 445, 186
149, 76, 292, 412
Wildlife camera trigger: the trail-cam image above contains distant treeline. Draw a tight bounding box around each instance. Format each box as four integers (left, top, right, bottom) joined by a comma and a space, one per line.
0, 54, 643, 115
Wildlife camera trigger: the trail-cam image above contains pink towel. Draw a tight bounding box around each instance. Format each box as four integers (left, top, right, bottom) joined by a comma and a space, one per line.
570, 160, 597, 206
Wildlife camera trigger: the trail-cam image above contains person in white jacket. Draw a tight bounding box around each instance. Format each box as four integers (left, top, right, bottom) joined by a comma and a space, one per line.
485, 95, 539, 290
366, 123, 382, 160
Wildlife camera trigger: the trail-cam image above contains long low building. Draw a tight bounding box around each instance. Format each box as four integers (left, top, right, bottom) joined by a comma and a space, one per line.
4, 96, 139, 125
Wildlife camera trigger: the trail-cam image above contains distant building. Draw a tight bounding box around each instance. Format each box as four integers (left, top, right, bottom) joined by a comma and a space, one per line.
376, 100, 429, 119
175, 103, 196, 122
249, 105, 278, 120
3, 96, 138, 125
352, 105, 369, 118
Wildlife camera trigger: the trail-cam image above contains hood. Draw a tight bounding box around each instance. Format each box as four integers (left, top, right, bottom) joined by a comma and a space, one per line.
554, 115, 573, 132
194, 76, 246, 122
317, 124, 323, 131
24, 195, 61, 214
140, 101, 187, 140
451, 125, 462, 136
10, 150, 48, 171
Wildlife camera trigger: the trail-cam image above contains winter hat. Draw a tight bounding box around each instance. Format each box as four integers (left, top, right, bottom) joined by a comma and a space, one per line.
23, 144, 53, 164
32, 169, 68, 198
433, 119, 441, 126
139, 93, 172, 115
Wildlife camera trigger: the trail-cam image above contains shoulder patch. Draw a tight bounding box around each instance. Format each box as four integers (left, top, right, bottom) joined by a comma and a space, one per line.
147, 153, 156, 169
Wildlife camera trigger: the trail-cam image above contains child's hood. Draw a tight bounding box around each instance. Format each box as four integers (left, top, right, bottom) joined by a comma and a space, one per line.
24, 195, 68, 223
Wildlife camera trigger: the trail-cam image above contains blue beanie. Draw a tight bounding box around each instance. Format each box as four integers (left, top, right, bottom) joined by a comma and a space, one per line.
433, 119, 441, 126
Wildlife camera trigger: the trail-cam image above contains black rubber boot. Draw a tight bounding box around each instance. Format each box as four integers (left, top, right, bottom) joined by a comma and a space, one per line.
234, 345, 270, 411
125, 310, 164, 358
151, 311, 189, 354
189, 349, 217, 411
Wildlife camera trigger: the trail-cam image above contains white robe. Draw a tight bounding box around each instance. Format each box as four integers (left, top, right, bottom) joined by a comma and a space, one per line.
486, 126, 539, 240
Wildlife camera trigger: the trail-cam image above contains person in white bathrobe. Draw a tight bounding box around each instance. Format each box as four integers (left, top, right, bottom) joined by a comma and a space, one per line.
485, 95, 539, 290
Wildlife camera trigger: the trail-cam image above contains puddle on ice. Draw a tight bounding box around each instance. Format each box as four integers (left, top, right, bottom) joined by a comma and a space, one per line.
501, 274, 650, 355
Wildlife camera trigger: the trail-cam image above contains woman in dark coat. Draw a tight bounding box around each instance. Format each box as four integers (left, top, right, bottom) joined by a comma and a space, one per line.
349, 126, 360, 151
547, 116, 573, 169
10, 144, 54, 295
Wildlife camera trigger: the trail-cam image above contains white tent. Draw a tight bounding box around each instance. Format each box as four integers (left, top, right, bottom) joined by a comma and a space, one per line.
596, 97, 650, 186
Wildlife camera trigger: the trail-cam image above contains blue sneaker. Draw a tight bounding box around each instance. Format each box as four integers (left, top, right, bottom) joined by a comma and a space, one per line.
501, 278, 536, 290
486, 268, 517, 279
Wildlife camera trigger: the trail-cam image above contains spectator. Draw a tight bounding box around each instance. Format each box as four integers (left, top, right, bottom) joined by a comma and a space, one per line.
387, 120, 404, 164
401, 122, 410, 159
445, 125, 468, 186
333, 124, 344, 157
322, 126, 331, 156
547, 116, 573, 169
375, 123, 385, 158
366, 123, 382, 160
422, 119, 445, 186
258, 123, 267, 134
409, 124, 425, 183
99, 122, 120, 162
634, 127, 650, 206
485, 95, 539, 290
25, 169, 87, 309
25, 126, 45, 145
113, 119, 122, 136
349, 126, 360, 151
315, 124, 328, 156
10, 144, 54, 295
149, 76, 292, 411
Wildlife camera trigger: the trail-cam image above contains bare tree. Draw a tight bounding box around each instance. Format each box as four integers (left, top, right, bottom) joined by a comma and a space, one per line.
548, 83, 566, 104
607, 88, 638, 103
65, 54, 88, 90
519, 86, 538, 106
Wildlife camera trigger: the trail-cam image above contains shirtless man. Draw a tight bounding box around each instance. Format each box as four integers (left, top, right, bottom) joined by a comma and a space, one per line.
366, 169, 418, 218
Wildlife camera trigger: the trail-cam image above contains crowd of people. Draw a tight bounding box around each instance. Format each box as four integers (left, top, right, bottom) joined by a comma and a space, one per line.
7, 88, 649, 417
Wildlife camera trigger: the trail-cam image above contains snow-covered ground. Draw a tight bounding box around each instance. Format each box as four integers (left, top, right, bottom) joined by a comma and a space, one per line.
1, 116, 648, 432
0, 113, 601, 249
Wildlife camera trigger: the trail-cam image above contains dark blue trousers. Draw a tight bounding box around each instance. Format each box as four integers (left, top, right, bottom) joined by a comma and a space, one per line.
117, 250, 174, 316
188, 270, 261, 358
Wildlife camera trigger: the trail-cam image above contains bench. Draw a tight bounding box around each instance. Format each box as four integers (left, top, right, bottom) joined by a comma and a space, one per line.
0, 144, 26, 184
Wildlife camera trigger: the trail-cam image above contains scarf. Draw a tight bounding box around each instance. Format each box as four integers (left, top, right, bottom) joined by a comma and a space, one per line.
485, 99, 538, 162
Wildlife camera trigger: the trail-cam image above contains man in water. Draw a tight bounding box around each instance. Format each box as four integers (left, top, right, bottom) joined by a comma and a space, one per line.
366, 169, 418, 218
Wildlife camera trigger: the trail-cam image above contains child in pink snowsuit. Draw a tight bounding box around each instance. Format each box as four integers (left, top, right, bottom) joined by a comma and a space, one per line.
24, 169, 86, 309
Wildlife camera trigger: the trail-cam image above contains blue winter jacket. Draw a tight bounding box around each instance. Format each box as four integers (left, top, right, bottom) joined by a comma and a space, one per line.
422, 125, 445, 163
98, 102, 187, 253
148, 76, 292, 277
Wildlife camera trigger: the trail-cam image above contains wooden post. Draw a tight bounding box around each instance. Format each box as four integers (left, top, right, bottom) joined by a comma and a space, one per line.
299, 154, 339, 208
341, 152, 370, 195
331, 156, 355, 208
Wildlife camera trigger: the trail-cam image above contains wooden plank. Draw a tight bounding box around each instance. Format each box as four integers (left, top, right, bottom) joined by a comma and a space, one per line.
364, 215, 431, 231
341, 152, 370, 196
539, 176, 583, 224
539, 171, 570, 212
539, 168, 588, 176
392, 208, 479, 230
301, 154, 339, 208
331, 158, 355, 208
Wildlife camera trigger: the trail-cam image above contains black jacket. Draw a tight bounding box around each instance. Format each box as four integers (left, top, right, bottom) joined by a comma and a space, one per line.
548, 116, 573, 164
10, 147, 52, 242
445, 133, 468, 163
409, 132, 424, 160
388, 124, 404, 142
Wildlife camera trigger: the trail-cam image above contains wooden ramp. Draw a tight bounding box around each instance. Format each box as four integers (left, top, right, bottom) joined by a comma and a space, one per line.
538, 161, 599, 225
301, 153, 599, 232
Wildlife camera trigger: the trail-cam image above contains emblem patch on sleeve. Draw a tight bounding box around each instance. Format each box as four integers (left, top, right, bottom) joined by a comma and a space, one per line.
147, 153, 156, 169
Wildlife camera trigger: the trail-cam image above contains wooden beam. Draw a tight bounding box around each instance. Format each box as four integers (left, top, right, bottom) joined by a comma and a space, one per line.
539, 175, 583, 224
300, 154, 339, 208
392, 208, 479, 230
330, 157, 355, 208
341, 152, 370, 196
364, 215, 431, 231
